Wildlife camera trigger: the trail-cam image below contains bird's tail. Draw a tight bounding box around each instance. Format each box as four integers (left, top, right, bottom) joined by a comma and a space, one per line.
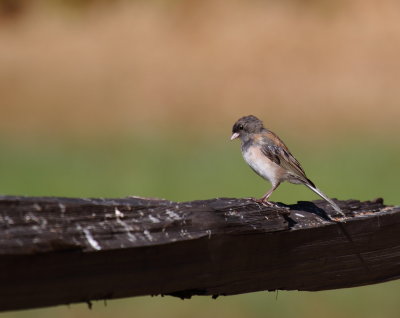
305, 183, 345, 217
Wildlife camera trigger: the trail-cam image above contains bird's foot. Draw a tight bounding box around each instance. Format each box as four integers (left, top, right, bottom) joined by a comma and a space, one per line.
251, 198, 278, 207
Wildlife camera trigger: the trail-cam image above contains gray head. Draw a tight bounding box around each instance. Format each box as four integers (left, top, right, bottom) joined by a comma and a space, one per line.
231, 115, 264, 141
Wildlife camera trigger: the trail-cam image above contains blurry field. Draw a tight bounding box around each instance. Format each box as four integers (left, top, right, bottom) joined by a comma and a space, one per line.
0, 0, 399, 317
0, 134, 398, 204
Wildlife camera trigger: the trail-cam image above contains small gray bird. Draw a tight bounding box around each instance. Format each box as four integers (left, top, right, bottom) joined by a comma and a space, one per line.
231, 115, 345, 217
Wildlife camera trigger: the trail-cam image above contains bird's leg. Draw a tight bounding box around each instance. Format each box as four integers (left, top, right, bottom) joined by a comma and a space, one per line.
261, 182, 280, 202
254, 183, 280, 205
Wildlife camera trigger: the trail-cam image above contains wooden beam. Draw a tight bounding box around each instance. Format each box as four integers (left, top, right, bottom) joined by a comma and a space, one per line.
0, 195, 399, 311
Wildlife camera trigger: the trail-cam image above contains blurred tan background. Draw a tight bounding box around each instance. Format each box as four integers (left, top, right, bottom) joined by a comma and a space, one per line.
1, 0, 400, 138
0, 0, 399, 318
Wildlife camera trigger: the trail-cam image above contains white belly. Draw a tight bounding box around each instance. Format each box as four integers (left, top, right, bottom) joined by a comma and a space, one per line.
242, 147, 282, 186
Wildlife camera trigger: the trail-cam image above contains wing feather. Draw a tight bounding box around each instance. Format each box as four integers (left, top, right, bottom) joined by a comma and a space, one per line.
260, 130, 311, 183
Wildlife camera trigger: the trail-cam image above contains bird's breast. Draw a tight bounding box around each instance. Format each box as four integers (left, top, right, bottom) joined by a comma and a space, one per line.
242, 146, 284, 185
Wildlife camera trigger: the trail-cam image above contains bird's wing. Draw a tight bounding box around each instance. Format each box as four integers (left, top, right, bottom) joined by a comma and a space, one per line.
260, 130, 311, 183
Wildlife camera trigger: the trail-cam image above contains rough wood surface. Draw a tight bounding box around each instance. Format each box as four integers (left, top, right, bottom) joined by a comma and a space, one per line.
0, 195, 399, 312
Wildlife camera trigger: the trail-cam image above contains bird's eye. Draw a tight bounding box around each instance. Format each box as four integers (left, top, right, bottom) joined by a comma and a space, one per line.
239, 124, 244, 130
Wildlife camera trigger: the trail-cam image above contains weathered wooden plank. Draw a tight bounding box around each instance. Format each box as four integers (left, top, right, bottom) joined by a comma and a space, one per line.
0, 195, 398, 312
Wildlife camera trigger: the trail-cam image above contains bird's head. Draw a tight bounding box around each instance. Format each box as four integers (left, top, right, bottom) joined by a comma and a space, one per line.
231, 115, 264, 141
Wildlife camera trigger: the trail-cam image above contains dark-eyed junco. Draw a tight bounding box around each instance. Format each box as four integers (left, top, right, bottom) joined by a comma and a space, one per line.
231, 115, 345, 217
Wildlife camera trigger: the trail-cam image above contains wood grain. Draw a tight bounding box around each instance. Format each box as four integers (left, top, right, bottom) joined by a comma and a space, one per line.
0, 195, 398, 311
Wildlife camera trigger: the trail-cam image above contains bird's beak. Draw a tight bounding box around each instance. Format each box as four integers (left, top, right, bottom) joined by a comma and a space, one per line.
230, 132, 240, 140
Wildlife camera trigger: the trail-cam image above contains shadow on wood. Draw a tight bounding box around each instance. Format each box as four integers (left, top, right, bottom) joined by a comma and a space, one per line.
0, 195, 399, 312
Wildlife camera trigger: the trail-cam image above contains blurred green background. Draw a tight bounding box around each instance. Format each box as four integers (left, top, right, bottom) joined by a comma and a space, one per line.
0, 0, 399, 317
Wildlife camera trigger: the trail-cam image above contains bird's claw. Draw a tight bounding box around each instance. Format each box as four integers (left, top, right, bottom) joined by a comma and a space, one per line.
251, 198, 278, 207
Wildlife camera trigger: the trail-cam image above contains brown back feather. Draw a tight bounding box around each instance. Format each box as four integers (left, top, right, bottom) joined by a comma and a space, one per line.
260, 130, 312, 184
